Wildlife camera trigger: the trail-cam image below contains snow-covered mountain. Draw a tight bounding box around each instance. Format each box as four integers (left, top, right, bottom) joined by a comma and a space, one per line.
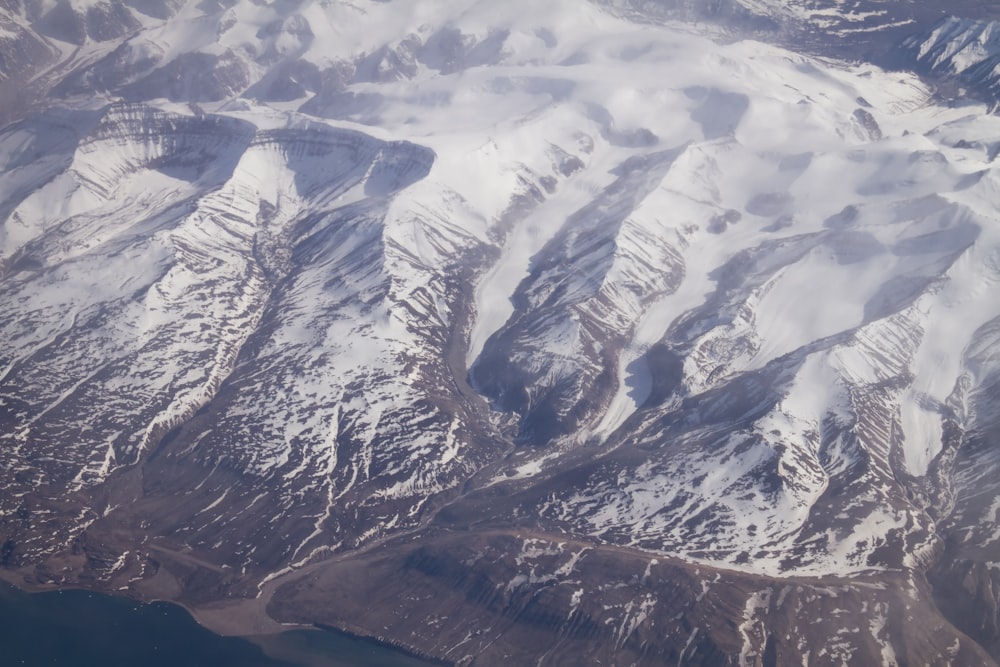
3, 0, 1000, 664
900, 16, 1000, 110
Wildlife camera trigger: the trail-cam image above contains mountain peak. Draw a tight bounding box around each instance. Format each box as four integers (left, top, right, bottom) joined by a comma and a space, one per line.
3, 1, 1000, 665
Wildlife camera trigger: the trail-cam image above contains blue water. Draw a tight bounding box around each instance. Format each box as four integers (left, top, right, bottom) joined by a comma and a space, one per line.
0, 582, 441, 667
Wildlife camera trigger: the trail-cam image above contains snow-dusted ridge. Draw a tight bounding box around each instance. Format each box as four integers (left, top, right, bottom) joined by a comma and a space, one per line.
901, 16, 1000, 109
3, 0, 1000, 664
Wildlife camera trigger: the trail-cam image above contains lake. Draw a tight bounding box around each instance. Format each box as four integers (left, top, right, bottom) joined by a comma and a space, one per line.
0, 581, 442, 666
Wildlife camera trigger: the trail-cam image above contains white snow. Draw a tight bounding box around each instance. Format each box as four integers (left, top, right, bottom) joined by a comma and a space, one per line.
6, 0, 1000, 584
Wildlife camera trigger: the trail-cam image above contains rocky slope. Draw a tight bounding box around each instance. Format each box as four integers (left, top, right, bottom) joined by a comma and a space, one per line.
2, 0, 1000, 665
899, 16, 1000, 109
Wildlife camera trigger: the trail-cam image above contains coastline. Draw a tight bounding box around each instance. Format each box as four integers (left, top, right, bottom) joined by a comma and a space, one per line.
0, 559, 446, 667
0, 560, 299, 638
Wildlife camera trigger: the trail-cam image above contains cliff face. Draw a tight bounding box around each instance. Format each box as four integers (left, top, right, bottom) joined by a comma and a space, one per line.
3, 1, 1000, 665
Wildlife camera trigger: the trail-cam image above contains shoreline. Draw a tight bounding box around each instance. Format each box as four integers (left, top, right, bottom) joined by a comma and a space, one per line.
0, 558, 446, 666
0, 561, 300, 638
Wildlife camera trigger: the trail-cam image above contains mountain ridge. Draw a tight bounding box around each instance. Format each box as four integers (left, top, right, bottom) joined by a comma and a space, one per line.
3, 1, 1000, 664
